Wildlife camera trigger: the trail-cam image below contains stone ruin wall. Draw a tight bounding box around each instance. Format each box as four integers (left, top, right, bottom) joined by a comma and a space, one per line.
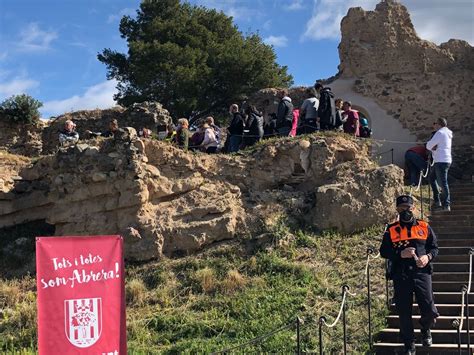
0, 132, 403, 262
338, 0, 474, 173
0, 102, 173, 156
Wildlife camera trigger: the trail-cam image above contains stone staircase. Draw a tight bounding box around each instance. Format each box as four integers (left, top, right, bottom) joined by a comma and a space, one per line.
375, 181, 474, 354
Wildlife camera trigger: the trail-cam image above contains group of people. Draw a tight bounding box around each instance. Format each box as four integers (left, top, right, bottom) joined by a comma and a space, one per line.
58, 118, 122, 146
223, 83, 372, 153
404, 117, 453, 212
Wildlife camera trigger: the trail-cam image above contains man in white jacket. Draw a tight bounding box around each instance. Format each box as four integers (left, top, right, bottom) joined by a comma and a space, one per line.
426, 118, 453, 211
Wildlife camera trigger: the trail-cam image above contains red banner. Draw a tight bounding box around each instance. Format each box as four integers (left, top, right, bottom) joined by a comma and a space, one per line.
36, 235, 126, 355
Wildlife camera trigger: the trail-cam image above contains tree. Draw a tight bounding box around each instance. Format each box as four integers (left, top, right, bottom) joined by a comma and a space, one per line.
98, 0, 293, 120
0, 94, 43, 124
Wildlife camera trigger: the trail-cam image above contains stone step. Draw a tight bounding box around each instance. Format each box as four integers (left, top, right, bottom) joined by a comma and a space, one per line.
438, 239, 474, 247
432, 281, 471, 292
374, 342, 471, 354
434, 227, 474, 234
432, 272, 471, 282
432, 262, 471, 272
437, 234, 474, 241
430, 221, 474, 228
433, 291, 474, 303
390, 303, 474, 316
430, 215, 473, 222
377, 328, 474, 343
386, 315, 474, 330
431, 208, 474, 214
435, 255, 470, 263
437, 247, 474, 256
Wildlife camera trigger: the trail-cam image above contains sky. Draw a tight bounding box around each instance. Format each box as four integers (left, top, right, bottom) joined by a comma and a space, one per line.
0, 0, 473, 118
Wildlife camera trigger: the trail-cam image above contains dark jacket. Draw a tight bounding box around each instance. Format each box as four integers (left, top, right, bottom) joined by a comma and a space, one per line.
276, 97, 293, 128
318, 87, 336, 128
380, 219, 438, 278
228, 112, 244, 136
243, 112, 264, 147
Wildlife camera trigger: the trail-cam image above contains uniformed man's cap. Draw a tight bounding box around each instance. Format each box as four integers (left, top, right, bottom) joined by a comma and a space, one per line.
396, 195, 414, 207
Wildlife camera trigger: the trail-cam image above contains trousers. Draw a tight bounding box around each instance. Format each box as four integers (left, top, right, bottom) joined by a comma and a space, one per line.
393, 272, 438, 345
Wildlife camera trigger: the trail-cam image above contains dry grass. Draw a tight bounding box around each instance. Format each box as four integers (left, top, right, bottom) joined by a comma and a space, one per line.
195, 267, 217, 293
126, 278, 148, 306
221, 269, 247, 295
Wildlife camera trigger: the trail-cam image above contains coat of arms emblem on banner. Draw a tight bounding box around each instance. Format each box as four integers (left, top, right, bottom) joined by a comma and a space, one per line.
64, 297, 102, 348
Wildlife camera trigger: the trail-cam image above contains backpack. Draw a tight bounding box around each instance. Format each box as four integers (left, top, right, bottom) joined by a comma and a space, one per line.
318, 88, 336, 128
360, 126, 372, 138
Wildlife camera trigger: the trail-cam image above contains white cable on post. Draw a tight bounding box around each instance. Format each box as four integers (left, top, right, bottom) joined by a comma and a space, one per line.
322, 290, 348, 328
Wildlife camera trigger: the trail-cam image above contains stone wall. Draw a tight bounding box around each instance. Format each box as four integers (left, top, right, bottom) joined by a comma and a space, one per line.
41, 102, 172, 154
0, 132, 403, 261
338, 0, 474, 173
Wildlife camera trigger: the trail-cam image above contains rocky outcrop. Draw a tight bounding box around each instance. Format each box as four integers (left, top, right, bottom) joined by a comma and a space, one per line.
0, 119, 44, 156
0, 133, 403, 260
338, 0, 474, 173
41, 101, 172, 154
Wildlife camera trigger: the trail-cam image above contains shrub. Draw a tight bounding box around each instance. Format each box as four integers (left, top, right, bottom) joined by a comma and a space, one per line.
0, 94, 43, 124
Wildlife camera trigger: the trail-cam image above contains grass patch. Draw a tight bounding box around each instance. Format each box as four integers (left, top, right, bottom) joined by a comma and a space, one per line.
1, 222, 389, 354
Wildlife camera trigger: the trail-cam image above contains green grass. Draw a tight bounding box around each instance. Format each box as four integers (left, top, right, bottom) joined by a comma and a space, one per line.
1, 222, 389, 354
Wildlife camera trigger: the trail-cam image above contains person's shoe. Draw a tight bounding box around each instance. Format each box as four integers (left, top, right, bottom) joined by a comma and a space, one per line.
441, 205, 451, 212
404, 342, 416, 354
422, 329, 432, 346
431, 201, 442, 210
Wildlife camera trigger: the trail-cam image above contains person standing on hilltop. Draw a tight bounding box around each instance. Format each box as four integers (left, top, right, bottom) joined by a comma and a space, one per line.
380, 195, 439, 355
227, 104, 244, 153
275, 88, 293, 137
342, 101, 360, 137
315, 83, 336, 130
426, 117, 453, 212
299, 87, 319, 133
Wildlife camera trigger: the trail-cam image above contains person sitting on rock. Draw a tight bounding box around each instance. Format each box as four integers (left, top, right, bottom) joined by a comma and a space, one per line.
174, 118, 189, 151
86, 119, 119, 138
58, 120, 79, 146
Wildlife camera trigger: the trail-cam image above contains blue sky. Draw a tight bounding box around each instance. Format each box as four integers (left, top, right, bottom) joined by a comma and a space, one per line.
0, 0, 472, 118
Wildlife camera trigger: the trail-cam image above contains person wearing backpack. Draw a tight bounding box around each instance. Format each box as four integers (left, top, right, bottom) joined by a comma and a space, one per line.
315, 83, 336, 130
275, 89, 293, 137
299, 87, 319, 134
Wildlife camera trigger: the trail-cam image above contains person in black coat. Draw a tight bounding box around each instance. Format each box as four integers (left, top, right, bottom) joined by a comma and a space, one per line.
242, 105, 263, 148
227, 104, 244, 153
380, 195, 439, 355
275, 89, 293, 137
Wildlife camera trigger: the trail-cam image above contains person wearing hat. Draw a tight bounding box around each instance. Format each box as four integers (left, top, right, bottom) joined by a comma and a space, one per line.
379, 195, 439, 354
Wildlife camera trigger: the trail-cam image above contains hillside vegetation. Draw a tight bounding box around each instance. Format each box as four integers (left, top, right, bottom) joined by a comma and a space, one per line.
1, 220, 389, 354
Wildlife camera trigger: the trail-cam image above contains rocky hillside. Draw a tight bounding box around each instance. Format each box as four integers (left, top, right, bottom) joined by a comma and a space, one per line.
0, 130, 403, 264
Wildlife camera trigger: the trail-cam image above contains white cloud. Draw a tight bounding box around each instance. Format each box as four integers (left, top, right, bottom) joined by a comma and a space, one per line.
302, 0, 473, 45
41, 80, 118, 117
0, 77, 39, 99
264, 35, 288, 47
197, 0, 263, 21
18, 23, 58, 52
285, 0, 304, 11
107, 8, 136, 23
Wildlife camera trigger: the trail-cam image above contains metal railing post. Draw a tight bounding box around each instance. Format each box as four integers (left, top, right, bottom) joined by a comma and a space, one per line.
367, 248, 373, 349
452, 318, 461, 355
296, 317, 301, 355
391, 148, 394, 164
318, 317, 326, 355
342, 285, 349, 355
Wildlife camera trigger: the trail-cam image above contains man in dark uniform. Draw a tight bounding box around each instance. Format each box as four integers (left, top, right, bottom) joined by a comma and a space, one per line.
380, 195, 439, 355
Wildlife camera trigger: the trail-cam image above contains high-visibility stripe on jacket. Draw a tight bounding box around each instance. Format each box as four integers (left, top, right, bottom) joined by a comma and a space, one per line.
388, 220, 429, 243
